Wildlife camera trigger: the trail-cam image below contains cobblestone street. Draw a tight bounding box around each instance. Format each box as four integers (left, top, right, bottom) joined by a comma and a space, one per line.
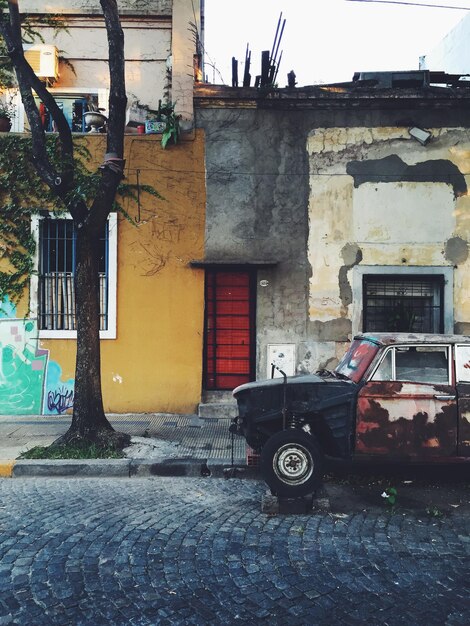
0, 477, 469, 625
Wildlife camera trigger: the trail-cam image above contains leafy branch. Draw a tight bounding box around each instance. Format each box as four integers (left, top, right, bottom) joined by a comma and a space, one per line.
0, 134, 161, 304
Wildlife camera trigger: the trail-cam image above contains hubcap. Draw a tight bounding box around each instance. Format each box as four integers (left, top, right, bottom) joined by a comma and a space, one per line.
273, 443, 313, 485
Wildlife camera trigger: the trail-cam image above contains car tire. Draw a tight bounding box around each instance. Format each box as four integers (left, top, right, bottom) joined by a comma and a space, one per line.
260, 429, 323, 498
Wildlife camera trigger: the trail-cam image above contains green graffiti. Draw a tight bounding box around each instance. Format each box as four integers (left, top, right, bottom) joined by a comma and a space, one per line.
0, 318, 48, 414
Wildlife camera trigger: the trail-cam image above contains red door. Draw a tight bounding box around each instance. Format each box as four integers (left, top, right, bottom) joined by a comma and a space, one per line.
204, 270, 255, 390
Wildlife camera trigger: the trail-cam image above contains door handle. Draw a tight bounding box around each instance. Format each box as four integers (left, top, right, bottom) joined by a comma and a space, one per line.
434, 395, 456, 401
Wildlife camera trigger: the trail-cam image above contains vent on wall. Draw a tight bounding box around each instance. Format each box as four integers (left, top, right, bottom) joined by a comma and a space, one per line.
24, 45, 59, 81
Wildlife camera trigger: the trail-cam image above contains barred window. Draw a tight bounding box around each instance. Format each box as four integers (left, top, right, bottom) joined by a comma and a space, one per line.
363, 275, 444, 333
38, 218, 110, 332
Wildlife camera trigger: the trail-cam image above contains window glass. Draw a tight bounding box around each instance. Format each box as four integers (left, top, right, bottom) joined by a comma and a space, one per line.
37, 96, 93, 132
456, 345, 470, 383
335, 339, 380, 383
372, 349, 393, 381
395, 346, 449, 384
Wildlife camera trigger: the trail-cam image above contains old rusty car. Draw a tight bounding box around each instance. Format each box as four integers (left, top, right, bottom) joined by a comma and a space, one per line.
231, 333, 470, 497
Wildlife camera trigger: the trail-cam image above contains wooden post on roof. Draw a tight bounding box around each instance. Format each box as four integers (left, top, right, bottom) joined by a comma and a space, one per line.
261, 50, 270, 86
232, 57, 238, 87
243, 44, 251, 87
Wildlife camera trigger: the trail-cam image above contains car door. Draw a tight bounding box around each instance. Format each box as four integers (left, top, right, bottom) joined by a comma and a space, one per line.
455, 344, 470, 456
355, 344, 457, 458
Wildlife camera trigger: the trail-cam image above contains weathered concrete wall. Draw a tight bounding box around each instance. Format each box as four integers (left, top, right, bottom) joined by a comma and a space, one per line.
196, 91, 470, 379
308, 126, 470, 365
196, 108, 311, 379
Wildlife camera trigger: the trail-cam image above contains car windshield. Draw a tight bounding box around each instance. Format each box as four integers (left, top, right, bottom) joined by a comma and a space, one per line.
335, 339, 380, 383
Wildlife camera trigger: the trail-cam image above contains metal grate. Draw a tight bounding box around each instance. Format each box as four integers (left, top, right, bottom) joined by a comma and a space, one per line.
363, 275, 444, 333
38, 218, 109, 331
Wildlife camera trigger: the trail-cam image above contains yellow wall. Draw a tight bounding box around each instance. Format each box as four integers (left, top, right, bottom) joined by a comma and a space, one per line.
41, 132, 206, 413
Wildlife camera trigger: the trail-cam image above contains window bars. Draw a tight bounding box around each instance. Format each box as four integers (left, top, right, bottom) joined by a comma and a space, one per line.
363, 275, 444, 333
38, 218, 109, 331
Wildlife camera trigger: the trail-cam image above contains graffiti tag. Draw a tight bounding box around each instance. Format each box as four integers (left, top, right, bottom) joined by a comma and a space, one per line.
47, 387, 74, 414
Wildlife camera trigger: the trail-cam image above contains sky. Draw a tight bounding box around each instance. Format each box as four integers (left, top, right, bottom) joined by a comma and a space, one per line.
203, 0, 470, 87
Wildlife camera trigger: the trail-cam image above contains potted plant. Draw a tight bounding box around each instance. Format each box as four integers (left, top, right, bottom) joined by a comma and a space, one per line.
144, 100, 181, 147
0, 98, 13, 132
83, 97, 107, 133
157, 100, 181, 148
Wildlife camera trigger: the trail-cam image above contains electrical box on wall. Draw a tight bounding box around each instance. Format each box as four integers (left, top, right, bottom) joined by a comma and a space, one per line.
267, 344, 296, 378
25, 45, 59, 81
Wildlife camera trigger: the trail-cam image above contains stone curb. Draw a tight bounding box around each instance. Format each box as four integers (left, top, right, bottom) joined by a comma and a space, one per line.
11, 459, 131, 478
0, 457, 257, 479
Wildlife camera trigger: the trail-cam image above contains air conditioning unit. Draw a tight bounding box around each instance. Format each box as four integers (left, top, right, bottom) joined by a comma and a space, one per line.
25, 45, 59, 81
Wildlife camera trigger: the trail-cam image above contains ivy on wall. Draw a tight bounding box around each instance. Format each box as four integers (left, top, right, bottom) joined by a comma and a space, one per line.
0, 134, 49, 303
0, 134, 161, 306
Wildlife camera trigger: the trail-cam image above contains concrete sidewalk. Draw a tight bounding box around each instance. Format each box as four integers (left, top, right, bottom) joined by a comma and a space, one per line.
0, 413, 249, 478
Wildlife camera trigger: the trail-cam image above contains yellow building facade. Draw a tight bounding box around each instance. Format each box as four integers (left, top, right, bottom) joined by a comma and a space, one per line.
0, 132, 206, 415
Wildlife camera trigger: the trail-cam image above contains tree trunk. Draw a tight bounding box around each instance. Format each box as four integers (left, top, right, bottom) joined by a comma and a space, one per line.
54, 222, 129, 448
2, 0, 129, 449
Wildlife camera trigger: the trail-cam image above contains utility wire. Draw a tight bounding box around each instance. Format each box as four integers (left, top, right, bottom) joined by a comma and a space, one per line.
124, 166, 470, 177
346, 0, 470, 9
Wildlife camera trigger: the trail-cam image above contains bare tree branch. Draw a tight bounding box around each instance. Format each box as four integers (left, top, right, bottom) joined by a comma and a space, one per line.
85, 0, 128, 230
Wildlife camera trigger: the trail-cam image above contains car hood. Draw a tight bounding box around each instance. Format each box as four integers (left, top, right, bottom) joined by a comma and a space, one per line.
233, 373, 327, 397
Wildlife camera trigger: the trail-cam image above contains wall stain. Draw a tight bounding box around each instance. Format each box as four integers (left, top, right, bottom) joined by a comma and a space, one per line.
339, 243, 363, 312
444, 236, 469, 265
454, 322, 470, 335
309, 318, 352, 342
346, 154, 467, 198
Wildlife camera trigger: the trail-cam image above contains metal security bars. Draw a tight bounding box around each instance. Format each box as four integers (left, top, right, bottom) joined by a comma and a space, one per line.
204, 270, 256, 390
363, 275, 444, 333
38, 218, 109, 331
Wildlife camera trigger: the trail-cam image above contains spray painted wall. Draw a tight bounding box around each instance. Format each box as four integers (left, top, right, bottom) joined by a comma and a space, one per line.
0, 298, 74, 415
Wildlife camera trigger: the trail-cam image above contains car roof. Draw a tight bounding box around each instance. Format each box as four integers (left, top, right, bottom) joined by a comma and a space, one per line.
355, 332, 470, 346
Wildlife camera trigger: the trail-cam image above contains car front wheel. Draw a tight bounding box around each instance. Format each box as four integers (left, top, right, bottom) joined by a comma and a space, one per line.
260, 429, 323, 498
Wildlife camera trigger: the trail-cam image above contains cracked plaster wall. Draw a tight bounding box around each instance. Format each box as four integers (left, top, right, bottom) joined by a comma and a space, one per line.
197, 106, 470, 379
308, 126, 470, 363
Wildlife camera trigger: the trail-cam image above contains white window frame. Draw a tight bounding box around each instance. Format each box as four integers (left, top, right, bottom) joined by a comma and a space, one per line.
455, 345, 470, 383
30, 212, 117, 339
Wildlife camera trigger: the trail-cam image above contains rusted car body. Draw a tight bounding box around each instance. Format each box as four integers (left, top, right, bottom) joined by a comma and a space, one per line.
232, 333, 470, 497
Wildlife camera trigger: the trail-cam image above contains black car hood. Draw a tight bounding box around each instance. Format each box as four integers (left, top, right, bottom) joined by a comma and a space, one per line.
233, 373, 333, 397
